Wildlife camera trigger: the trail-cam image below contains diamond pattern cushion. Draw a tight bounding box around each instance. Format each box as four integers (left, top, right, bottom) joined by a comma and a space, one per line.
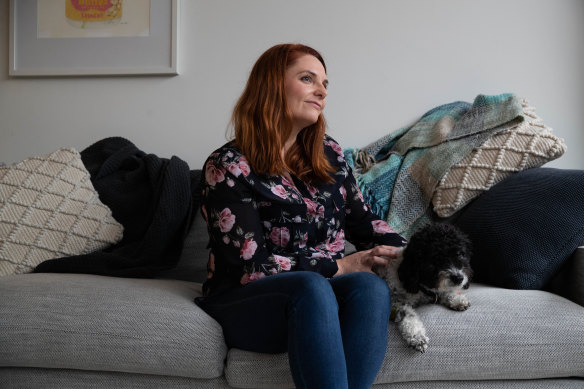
432, 100, 566, 217
0, 148, 123, 276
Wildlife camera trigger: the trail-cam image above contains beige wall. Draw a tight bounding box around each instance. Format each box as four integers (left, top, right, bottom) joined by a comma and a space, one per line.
1, 0, 583, 169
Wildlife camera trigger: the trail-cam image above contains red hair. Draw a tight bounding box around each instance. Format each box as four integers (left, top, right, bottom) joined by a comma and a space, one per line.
230, 43, 334, 183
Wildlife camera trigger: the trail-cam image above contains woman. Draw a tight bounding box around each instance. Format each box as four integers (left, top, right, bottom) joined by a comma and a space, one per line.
195, 43, 407, 389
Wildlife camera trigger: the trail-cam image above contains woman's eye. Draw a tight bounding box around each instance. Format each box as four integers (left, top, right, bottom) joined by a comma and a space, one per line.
301, 75, 311, 82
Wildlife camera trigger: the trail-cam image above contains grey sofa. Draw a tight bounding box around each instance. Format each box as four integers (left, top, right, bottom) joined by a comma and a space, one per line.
1, 204, 583, 388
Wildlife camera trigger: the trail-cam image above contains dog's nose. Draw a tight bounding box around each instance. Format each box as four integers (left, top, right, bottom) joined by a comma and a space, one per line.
450, 274, 464, 285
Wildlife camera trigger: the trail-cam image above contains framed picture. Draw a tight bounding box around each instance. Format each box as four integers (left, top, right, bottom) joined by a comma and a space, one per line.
9, 0, 178, 76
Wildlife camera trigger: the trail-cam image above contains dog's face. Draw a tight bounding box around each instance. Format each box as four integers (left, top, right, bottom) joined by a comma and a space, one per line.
398, 224, 472, 294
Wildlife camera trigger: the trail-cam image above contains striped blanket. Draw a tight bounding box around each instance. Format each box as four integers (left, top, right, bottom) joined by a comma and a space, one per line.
344, 93, 524, 239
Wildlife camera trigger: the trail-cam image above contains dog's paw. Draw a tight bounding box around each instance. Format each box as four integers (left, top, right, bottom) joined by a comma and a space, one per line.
445, 293, 471, 311
406, 333, 429, 353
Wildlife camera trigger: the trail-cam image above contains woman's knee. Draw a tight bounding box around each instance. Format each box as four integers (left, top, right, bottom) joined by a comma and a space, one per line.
294, 271, 334, 294
287, 272, 337, 309
333, 272, 391, 307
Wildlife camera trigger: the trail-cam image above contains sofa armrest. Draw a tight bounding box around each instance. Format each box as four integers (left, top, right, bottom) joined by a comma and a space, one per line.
547, 247, 584, 306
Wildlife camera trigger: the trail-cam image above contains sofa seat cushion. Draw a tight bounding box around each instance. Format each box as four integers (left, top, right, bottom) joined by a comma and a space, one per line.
0, 274, 226, 379
225, 284, 584, 388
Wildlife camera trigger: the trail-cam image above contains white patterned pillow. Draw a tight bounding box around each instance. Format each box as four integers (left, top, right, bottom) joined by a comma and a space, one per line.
0, 148, 123, 276
432, 100, 566, 218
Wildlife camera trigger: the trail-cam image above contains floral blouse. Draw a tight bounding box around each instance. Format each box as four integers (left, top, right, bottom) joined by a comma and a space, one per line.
200, 136, 407, 295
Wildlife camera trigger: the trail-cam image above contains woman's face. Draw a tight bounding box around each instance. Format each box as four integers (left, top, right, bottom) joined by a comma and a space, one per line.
284, 54, 328, 132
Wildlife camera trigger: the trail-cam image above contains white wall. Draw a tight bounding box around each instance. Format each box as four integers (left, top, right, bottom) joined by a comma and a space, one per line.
1, 0, 583, 169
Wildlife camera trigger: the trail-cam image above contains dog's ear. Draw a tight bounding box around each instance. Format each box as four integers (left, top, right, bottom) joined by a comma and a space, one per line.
398, 247, 421, 294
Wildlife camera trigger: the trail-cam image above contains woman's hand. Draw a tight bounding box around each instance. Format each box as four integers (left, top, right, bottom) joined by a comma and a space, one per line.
334, 245, 400, 276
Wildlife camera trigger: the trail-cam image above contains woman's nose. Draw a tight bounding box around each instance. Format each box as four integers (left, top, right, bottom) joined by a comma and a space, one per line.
316, 84, 327, 98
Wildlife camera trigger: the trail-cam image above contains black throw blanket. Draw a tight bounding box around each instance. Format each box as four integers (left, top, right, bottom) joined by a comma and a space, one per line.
34, 137, 199, 278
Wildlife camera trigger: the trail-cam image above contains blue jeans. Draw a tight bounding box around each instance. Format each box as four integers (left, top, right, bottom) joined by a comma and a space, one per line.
195, 271, 391, 389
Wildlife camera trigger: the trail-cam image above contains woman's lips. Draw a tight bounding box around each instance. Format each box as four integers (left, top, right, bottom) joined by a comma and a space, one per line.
307, 101, 322, 110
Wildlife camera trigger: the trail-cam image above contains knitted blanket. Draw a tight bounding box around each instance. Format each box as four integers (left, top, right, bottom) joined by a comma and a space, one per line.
344, 93, 524, 239
34, 137, 199, 278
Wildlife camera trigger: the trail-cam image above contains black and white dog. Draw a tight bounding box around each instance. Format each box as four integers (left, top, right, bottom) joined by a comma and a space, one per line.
376, 223, 473, 353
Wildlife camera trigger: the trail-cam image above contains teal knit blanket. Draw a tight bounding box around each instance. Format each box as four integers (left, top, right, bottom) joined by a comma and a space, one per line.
344, 93, 524, 239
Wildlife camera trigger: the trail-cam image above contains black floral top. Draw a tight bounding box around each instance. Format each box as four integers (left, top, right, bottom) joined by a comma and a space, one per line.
200, 136, 406, 295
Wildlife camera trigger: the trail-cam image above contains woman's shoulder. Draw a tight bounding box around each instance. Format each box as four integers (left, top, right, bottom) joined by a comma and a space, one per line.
206, 141, 247, 166
204, 141, 253, 185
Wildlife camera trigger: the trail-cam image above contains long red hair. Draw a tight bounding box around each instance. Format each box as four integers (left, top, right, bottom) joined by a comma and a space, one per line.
230, 43, 334, 184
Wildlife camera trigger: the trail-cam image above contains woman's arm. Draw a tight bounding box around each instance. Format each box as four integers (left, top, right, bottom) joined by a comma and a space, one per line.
202, 152, 273, 286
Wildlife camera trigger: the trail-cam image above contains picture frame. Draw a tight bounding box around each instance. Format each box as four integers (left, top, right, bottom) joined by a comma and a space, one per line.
9, 0, 178, 77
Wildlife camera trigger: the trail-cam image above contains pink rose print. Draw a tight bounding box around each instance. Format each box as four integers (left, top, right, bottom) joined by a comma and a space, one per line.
205, 162, 225, 186
238, 156, 251, 176
331, 142, 343, 157
326, 140, 344, 157
371, 220, 395, 234
249, 272, 266, 282
317, 205, 325, 219
298, 232, 308, 248
311, 249, 326, 259
326, 229, 345, 253
306, 184, 318, 198
218, 208, 236, 232
270, 226, 290, 247
240, 238, 258, 260
339, 185, 347, 200
304, 198, 318, 216
311, 248, 331, 259
241, 271, 265, 285
281, 175, 294, 187
273, 255, 292, 271
226, 162, 242, 177
271, 185, 288, 199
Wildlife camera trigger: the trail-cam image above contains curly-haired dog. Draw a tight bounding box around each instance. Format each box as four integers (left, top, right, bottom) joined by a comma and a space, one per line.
376, 223, 473, 353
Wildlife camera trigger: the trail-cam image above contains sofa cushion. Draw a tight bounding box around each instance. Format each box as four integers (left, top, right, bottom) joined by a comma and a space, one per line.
0, 273, 227, 379
432, 100, 566, 217
451, 167, 584, 289
0, 148, 123, 276
224, 284, 584, 387
158, 209, 209, 283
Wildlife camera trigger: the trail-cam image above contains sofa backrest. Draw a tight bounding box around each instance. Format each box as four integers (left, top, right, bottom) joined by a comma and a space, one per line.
157, 209, 209, 283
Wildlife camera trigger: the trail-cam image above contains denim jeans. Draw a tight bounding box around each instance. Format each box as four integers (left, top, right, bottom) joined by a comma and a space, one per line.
195, 271, 391, 389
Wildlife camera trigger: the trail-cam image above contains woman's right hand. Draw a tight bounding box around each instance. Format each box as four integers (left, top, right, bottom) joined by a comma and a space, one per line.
333, 245, 400, 276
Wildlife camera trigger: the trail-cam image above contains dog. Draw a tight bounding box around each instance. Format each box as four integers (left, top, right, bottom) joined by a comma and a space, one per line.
376, 223, 473, 353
